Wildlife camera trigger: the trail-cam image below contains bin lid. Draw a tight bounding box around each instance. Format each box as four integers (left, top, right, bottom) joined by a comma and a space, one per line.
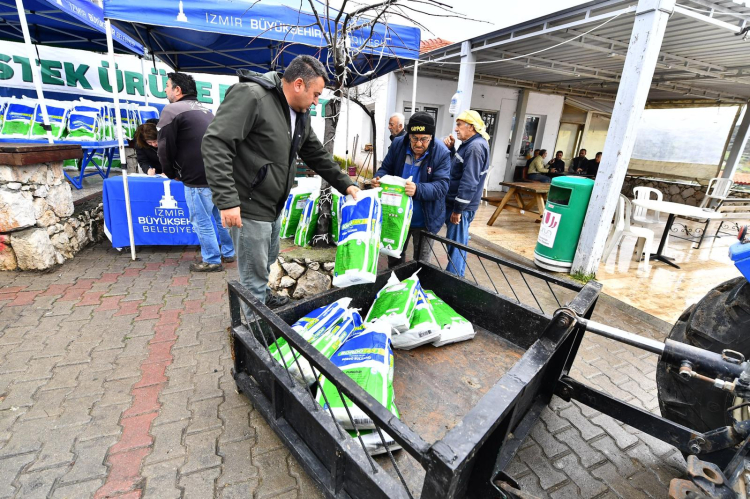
729, 241, 750, 261
551, 176, 595, 189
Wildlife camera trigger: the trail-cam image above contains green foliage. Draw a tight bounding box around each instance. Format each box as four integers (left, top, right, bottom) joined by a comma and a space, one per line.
570, 270, 597, 284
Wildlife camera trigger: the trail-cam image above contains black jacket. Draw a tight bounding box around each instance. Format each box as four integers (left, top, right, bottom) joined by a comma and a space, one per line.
157, 96, 214, 187
135, 146, 162, 174
570, 156, 588, 173
389, 129, 406, 143
202, 70, 354, 221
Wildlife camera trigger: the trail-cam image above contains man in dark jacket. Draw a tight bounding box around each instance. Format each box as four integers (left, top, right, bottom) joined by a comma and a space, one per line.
372, 112, 450, 267
442, 110, 491, 277
202, 55, 359, 307
570, 148, 588, 174
158, 72, 234, 273
387, 113, 406, 144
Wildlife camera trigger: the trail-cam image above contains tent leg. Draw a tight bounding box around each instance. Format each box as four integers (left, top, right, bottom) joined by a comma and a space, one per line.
15, 0, 53, 144
410, 60, 418, 114
106, 19, 137, 262
141, 56, 149, 106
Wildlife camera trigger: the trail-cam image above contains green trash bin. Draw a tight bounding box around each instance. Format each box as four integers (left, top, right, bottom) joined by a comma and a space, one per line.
534, 176, 595, 272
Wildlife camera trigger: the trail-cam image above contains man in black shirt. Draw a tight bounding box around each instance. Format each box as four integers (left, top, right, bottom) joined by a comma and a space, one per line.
547, 150, 565, 173
587, 152, 602, 176
569, 148, 588, 174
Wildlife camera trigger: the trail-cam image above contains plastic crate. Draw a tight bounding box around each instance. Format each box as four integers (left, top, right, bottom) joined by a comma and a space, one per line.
729, 241, 750, 282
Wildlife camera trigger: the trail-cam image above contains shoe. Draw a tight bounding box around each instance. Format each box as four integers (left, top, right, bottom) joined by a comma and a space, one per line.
265, 291, 290, 309
222, 255, 236, 263
190, 262, 224, 272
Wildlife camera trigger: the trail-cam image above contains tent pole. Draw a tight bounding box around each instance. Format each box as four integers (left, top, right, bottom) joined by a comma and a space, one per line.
141, 56, 149, 106
15, 0, 53, 144
410, 60, 418, 114
106, 19, 137, 261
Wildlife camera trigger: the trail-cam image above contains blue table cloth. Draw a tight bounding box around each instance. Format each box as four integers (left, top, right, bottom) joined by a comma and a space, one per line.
103, 176, 218, 248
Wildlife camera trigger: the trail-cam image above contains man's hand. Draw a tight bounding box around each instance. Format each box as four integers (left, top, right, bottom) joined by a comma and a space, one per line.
221, 207, 242, 228
147, 167, 156, 176
346, 185, 361, 200
371, 177, 381, 188
443, 135, 455, 149
405, 181, 417, 197
450, 212, 462, 225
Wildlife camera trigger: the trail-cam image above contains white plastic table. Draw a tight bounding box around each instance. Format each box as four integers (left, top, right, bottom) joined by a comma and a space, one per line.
631, 199, 720, 269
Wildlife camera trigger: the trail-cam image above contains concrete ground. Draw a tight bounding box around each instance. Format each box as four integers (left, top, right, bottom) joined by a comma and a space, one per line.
0, 240, 690, 498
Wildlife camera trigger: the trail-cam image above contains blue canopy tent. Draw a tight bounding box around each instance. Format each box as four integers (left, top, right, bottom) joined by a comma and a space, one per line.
101, 0, 420, 86
0, 0, 146, 258
0, 0, 143, 55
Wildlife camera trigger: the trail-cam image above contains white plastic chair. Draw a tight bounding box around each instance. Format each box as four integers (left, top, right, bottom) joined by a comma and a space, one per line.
482, 164, 497, 206
603, 195, 654, 266
632, 186, 662, 225
700, 178, 734, 209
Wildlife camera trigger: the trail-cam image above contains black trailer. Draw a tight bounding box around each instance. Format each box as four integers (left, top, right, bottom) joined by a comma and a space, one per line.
228, 232, 750, 498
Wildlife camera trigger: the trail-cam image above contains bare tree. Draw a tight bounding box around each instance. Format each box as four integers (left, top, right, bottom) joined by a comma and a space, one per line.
275, 0, 483, 247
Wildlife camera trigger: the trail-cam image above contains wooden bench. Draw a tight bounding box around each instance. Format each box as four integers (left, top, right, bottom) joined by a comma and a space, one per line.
483, 181, 550, 226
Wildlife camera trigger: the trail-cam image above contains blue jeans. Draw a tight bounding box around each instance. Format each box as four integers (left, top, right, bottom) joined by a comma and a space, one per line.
184, 186, 234, 264
445, 210, 476, 277
527, 173, 551, 183
230, 216, 281, 311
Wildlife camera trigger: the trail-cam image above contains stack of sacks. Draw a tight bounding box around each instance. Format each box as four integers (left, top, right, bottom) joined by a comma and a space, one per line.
332, 189, 382, 287
317, 319, 401, 455
294, 192, 321, 247
268, 298, 361, 386
365, 271, 421, 337
330, 188, 344, 244
280, 178, 320, 238
378, 175, 413, 258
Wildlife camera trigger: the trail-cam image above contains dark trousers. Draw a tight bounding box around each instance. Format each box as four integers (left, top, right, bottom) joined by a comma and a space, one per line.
386, 227, 434, 268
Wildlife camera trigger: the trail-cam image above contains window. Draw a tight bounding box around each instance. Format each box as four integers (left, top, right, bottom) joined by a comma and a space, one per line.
403, 103, 439, 127
477, 110, 498, 147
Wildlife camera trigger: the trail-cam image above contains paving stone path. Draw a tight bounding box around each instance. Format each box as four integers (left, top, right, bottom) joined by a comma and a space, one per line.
0, 243, 686, 498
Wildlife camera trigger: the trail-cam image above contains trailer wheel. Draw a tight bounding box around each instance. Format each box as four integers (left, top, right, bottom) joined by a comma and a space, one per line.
656, 277, 750, 433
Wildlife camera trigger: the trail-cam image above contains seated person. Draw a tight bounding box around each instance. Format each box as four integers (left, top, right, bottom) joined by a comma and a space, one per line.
587, 152, 602, 176
525, 148, 540, 168
547, 150, 565, 173
134, 122, 162, 175
569, 148, 588, 174
527, 149, 551, 183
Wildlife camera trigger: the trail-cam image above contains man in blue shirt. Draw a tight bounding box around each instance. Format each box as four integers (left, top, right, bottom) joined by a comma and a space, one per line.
372, 112, 451, 267
443, 110, 491, 277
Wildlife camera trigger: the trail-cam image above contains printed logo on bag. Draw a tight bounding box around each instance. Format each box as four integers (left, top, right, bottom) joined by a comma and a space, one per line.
537, 210, 562, 248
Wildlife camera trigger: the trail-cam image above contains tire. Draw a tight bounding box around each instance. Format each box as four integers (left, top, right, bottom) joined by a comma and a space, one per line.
656, 277, 750, 433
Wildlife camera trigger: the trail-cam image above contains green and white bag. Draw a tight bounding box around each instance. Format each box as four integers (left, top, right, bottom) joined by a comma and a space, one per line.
330, 188, 344, 244
317, 320, 395, 430
66, 111, 101, 141
31, 101, 70, 140
348, 400, 401, 455
268, 298, 352, 383
394, 288, 441, 350
294, 194, 320, 247
365, 271, 421, 333
423, 290, 476, 346
280, 184, 317, 239
379, 175, 413, 258
332, 189, 382, 288
289, 307, 362, 385
0, 99, 36, 138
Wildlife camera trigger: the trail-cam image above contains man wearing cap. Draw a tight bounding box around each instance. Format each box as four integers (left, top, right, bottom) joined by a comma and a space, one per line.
372, 112, 451, 267
443, 110, 491, 277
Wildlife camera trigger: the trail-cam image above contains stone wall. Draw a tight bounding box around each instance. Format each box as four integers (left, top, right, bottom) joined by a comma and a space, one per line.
621, 176, 750, 205
268, 256, 335, 299
0, 161, 104, 271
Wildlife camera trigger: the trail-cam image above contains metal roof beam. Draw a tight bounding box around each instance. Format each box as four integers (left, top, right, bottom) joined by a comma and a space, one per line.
469, 4, 638, 54
561, 28, 727, 72
673, 5, 744, 34
478, 47, 747, 100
